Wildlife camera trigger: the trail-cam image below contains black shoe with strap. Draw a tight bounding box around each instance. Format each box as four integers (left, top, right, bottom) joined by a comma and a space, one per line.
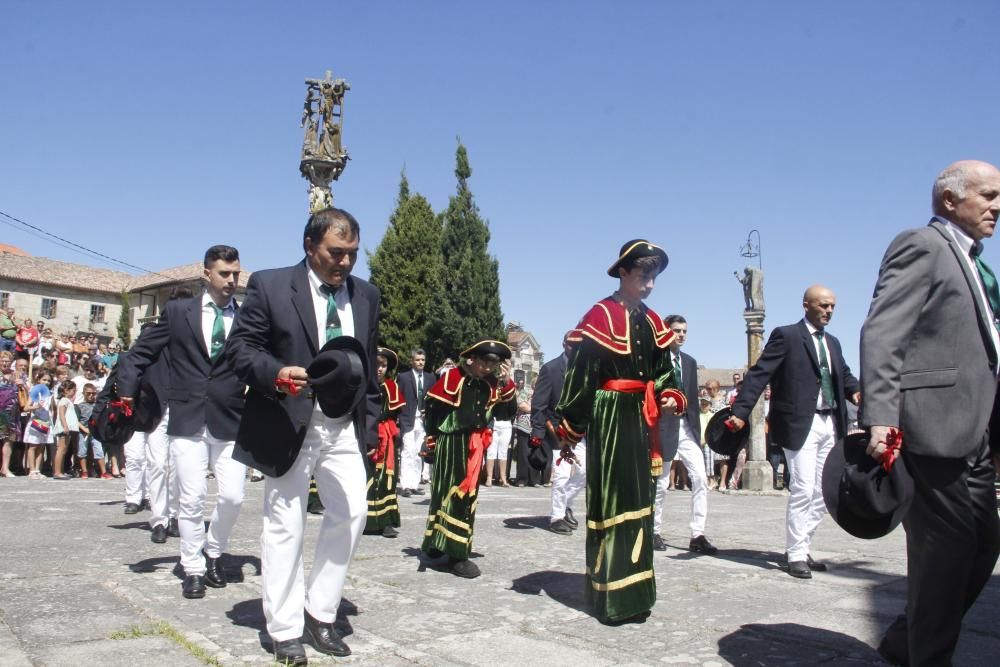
303, 611, 351, 657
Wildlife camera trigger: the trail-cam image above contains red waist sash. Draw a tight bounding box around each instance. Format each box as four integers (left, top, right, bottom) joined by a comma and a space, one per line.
458, 427, 493, 495
601, 379, 663, 475
375, 420, 400, 472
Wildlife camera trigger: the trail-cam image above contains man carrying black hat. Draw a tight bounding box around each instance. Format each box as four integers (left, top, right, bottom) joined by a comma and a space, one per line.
420, 339, 517, 578
226, 208, 381, 665
555, 239, 686, 625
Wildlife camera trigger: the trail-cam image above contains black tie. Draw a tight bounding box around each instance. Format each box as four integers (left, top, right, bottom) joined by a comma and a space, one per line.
813, 330, 836, 407
417, 373, 424, 410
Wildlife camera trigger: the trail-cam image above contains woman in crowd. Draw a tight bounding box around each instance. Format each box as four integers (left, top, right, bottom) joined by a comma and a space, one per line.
0, 350, 24, 477
15, 318, 39, 358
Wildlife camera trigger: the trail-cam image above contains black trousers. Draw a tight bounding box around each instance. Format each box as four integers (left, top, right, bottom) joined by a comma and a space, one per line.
882, 439, 1000, 666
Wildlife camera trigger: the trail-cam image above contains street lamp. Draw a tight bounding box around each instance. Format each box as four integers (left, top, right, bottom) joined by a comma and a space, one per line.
740, 229, 762, 270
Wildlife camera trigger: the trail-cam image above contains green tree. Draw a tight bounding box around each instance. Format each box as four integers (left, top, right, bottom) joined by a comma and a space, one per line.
426, 141, 504, 362
117, 289, 132, 348
367, 170, 445, 363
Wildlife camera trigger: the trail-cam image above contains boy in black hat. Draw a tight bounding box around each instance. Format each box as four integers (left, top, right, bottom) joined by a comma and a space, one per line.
556, 239, 686, 624
364, 348, 405, 537
420, 339, 517, 578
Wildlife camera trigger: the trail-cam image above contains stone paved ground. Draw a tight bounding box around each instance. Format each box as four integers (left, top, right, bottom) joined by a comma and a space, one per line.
2, 476, 999, 666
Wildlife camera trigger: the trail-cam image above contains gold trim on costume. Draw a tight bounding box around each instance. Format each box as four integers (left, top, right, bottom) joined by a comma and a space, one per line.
594, 538, 607, 573
367, 494, 398, 508
631, 530, 643, 563
367, 504, 399, 517
435, 509, 471, 531
426, 522, 470, 544
589, 569, 654, 592
586, 506, 651, 530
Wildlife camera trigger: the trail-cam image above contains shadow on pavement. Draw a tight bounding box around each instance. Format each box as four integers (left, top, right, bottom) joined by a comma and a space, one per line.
717, 622, 879, 665
229, 597, 358, 652
107, 521, 151, 531
128, 555, 182, 576
510, 570, 590, 615
667, 547, 786, 572
503, 515, 551, 530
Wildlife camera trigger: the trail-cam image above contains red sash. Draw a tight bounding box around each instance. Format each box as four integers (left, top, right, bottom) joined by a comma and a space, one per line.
601, 379, 663, 474
375, 420, 400, 472
458, 428, 492, 495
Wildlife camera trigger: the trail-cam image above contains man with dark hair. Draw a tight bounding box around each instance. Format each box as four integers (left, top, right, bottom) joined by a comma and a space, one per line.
652, 315, 717, 555
556, 240, 685, 625
226, 207, 381, 664
117, 244, 246, 600
862, 160, 1000, 665
397, 348, 436, 496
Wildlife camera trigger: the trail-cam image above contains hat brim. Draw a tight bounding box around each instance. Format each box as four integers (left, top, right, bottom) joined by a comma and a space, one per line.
460, 339, 512, 360
704, 407, 748, 456
377, 347, 398, 374
308, 336, 370, 419
606, 242, 669, 277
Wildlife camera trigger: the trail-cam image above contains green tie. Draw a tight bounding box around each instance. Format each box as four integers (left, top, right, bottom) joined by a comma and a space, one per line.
209, 303, 226, 360
813, 331, 836, 407
971, 245, 1000, 319
673, 352, 682, 384
319, 284, 342, 342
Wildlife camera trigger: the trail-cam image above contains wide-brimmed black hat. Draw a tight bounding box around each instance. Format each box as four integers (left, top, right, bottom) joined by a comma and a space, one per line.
606, 239, 669, 277
307, 336, 369, 418
90, 398, 137, 448
377, 347, 398, 375
822, 431, 913, 540
460, 339, 512, 360
528, 444, 548, 471
704, 407, 749, 457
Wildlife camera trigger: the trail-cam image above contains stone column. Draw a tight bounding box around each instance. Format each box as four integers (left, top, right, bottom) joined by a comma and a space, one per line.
741, 308, 772, 491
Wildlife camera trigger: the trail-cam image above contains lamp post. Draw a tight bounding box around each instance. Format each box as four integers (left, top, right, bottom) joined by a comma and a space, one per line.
738, 229, 770, 492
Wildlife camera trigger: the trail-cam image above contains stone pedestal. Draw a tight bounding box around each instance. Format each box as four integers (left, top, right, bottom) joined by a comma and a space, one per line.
743, 309, 769, 491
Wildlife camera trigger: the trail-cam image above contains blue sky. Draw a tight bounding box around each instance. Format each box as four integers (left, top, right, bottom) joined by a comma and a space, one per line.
3, 1, 999, 369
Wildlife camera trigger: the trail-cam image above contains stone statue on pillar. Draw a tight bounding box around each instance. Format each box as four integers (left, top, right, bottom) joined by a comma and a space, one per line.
300, 70, 351, 212
738, 265, 772, 491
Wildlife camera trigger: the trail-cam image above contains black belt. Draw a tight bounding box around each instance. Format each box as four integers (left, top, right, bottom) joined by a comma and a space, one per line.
816, 408, 833, 416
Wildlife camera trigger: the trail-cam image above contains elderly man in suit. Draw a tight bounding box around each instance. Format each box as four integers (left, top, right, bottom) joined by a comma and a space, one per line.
728, 285, 860, 579
225, 208, 381, 666
652, 315, 717, 555
396, 349, 436, 497
117, 245, 247, 600
862, 160, 1000, 666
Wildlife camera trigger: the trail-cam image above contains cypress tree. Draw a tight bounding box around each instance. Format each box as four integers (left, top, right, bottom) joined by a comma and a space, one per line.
367, 170, 444, 363
117, 289, 132, 348
426, 141, 504, 362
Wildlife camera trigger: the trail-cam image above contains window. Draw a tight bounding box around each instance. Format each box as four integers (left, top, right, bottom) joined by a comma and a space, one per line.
41, 298, 57, 319
0, 292, 8, 309
90, 304, 106, 323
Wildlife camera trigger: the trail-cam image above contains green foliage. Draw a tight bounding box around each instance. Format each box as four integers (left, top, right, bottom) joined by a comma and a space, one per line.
426, 141, 504, 362
367, 169, 445, 364
117, 290, 132, 348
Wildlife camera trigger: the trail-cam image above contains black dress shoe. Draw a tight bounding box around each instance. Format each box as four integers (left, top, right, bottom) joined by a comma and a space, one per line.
203, 552, 227, 588
425, 547, 444, 559
787, 560, 812, 579
448, 557, 481, 579
399, 488, 412, 498
167, 518, 180, 538
272, 638, 308, 666
303, 610, 351, 656
549, 519, 574, 535
600, 610, 651, 626
806, 554, 828, 572
688, 535, 718, 555
150, 524, 167, 544
652, 534, 667, 551
564, 508, 578, 528
123, 503, 140, 515
182, 574, 206, 599
381, 525, 399, 538
410, 487, 425, 496
139, 498, 151, 511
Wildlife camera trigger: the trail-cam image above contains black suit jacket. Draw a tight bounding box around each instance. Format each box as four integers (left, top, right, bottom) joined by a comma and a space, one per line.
117, 296, 245, 440
397, 368, 437, 433
658, 350, 701, 460
731, 319, 859, 451
530, 354, 568, 449
225, 261, 381, 477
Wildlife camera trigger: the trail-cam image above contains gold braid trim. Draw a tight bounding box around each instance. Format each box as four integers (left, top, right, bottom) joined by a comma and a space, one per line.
586, 506, 651, 530
589, 569, 654, 592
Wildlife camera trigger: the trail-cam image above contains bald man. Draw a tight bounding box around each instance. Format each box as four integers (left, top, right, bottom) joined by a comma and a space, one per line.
728, 285, 860, 579
862, 161, 1000, 665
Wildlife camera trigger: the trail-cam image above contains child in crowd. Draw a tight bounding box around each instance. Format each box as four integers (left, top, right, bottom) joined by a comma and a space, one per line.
76, 383, 108, 479
23, 370, 54, 479
51, 380, 79, 480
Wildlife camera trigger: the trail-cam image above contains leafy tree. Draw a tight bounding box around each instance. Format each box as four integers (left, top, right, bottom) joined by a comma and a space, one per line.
426, 141, 504, 362
367, 170, 445, 364
117, 289, 132, 348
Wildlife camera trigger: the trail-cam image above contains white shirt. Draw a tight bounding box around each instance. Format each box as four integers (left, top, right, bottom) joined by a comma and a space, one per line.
943, 219, 1000, 367
804, 319, 834, 410
201, 292, 236, 356
307, 268, 354, 344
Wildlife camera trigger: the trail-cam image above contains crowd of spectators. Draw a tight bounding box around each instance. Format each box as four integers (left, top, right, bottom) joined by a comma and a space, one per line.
0, 307, 123, 479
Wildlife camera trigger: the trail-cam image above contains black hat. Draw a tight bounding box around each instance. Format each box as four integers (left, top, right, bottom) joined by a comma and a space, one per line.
822, 431, 913, 540
460, 339, 512, 360
528, 444, 548, 471
607, 239, 669, 277
377, 347, 398, 375
704, 407, 749, 457
307, 336, 369, 418
91, 398, 137, 448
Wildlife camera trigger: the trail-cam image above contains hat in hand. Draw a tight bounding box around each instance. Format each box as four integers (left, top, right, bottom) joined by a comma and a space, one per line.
307, 336, 369, 419
528, 443, 549, 471
704, 407, 748, 457
822, 431, 913, 540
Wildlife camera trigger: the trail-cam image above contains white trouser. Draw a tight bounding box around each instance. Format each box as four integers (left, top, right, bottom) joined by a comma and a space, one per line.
488, 420, 512, 461
654, 426, 708, 537
550, 439, 587, 522
399, 415, 425, 490
171, 427, 246, 575
146, 409, 178, 529
263, 407, 368, 642
783, 413, 836, 561
124, 431, 148, 505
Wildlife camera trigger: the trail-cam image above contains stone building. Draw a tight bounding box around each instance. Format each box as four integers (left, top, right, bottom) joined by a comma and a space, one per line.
506, 322, 543, 387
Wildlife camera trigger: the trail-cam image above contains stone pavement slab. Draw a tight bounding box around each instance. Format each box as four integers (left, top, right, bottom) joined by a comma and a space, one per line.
2, 476, 999, 665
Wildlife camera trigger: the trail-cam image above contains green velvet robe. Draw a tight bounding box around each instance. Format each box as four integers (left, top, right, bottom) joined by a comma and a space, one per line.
557, 300, 679, 622
421, 368, 517, 560
365, 379, 403, 532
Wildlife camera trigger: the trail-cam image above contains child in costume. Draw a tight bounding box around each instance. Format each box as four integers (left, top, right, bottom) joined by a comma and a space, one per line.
364, 348, 405, 537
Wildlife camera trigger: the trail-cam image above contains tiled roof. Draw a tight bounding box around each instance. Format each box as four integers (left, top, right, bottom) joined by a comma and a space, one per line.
0, 244, 28, 256
127, 262, 251, 291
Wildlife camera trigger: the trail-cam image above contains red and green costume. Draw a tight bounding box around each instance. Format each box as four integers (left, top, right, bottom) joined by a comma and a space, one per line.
421, 367, 517, 559
558, 296, 686, 623
366, 379, 405, 532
